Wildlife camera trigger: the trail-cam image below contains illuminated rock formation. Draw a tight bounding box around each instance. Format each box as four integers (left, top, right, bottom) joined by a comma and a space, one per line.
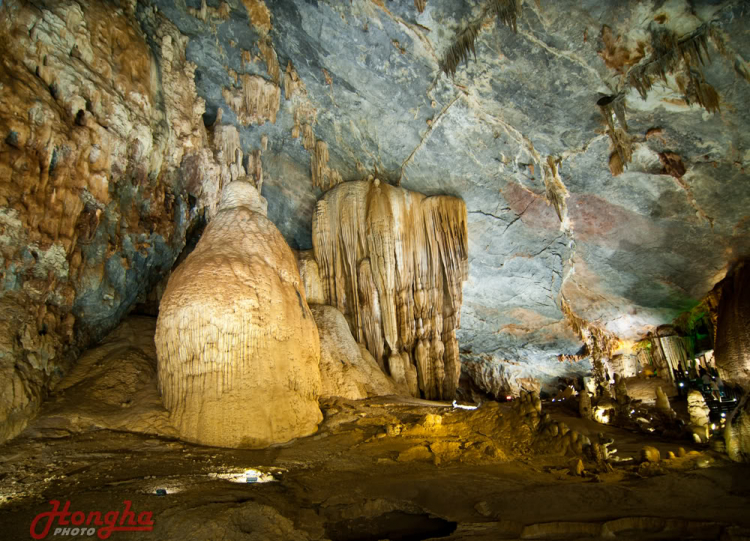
715, 263, 750, 389
311, 304, 407, 400
312, 179, 468, 400
579, 390, 593, 420
655, 387, 675, 417
155, 180, 322, 448
687, 390, 711, 444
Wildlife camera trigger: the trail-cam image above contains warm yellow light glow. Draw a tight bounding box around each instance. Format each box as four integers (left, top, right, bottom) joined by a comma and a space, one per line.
210, 468, 276, 484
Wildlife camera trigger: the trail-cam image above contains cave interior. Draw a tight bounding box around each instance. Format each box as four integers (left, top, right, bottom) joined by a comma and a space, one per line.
1, 0, 750, 540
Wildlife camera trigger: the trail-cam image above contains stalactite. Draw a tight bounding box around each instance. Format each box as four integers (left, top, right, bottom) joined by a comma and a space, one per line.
283, 61, 305, 100
258, 36, 280, 85
311, 140, 343, 191
440, 0, 522, 77
560, 298, 620, 384
312, 179, 468, 400
656, 333, 689, 380
245, 149, 264, 193
440, 20, 484, 78
543, 156, 569, 228
597, 94, 632, 175
358, 259, 385, 369
487, 0, 522, 33
222, 74, 280, 126
628, 23, 722, 113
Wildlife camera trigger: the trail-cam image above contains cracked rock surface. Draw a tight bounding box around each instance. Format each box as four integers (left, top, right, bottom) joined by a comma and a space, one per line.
142, 0, 750, 390
2, 0, 750, 427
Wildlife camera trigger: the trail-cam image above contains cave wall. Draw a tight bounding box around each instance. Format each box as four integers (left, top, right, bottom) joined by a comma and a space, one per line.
0, 0, 254, 442
715, 263, 750, 389
3, 0, 750, 440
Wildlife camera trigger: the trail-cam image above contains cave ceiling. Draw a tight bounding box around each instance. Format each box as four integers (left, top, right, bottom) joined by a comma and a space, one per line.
143, 0, 750, 385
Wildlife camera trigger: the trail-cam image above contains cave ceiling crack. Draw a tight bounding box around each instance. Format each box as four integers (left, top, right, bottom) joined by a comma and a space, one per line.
398, 92, 461, 184
468, 209, 505, 221
670, 172, 715, 228
515, 27, 605, 84
366, 0, 441, 65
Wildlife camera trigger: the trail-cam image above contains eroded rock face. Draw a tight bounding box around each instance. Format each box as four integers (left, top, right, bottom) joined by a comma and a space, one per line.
24, 317, 176, 439
715, 263, 750, 389
312, 179, 468, 400
311, 304, 406, 400
0, 0, 203, 443
725, 393, 750, 463
155, 181, 322, 448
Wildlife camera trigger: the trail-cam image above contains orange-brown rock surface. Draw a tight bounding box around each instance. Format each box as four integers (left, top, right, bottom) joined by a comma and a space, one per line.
0, 0, 249, 442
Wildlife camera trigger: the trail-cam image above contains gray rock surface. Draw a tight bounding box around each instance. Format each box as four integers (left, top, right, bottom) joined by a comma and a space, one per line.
2, 0, 749, 438
140, 0, 750, 391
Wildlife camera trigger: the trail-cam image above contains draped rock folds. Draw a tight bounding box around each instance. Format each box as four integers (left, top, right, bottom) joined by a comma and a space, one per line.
155, 180, 322, 448
312, 179, 468, 400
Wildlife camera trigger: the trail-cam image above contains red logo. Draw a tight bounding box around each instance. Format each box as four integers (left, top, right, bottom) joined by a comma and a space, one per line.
30, 500, 154, 539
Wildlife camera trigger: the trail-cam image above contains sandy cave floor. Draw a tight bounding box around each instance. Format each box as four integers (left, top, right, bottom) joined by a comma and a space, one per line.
0, 397, 749, 540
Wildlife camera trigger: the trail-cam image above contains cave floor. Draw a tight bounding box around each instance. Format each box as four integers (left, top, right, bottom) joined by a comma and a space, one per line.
1, 398, 750, 541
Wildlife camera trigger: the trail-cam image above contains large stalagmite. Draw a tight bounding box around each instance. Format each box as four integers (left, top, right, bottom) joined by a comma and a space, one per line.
312, 179, 468, 400
155, 180, 322, 448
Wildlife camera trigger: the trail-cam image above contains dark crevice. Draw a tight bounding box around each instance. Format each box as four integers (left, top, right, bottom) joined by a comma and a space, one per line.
326, 511, 457, 541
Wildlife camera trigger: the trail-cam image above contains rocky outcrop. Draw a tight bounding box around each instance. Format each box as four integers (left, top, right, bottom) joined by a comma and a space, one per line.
725, 393, 750, 463
0, 0, 206, 443
311, 304, 406, 400
312, 179, 468, 400
155, 181, 322, 448
24, 317, 176, 438
715, 263, 750, 389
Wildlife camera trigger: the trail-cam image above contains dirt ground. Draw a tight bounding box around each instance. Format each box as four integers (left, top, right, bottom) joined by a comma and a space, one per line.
1, 396, 750, 541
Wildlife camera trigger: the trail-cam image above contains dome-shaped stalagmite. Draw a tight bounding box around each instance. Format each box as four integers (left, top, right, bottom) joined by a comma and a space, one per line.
155, 180, 322, 448
312, 179, 468, 401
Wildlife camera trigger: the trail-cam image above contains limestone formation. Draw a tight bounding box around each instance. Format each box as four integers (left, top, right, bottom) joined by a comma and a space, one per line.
687, 390, 711, 444
222, 74, 281, 126
155, 181, 322, 448
614, 373, 629, 405
311, 304, 406, 400
715, 264, 750, 389
641, 446, 661, 463
725, 394, 750, 462
0, 0, 212, 443
296, 250, 325, 305
579, 391, 592, 420
312, 179, 468, 400
655, 387, 674, 417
